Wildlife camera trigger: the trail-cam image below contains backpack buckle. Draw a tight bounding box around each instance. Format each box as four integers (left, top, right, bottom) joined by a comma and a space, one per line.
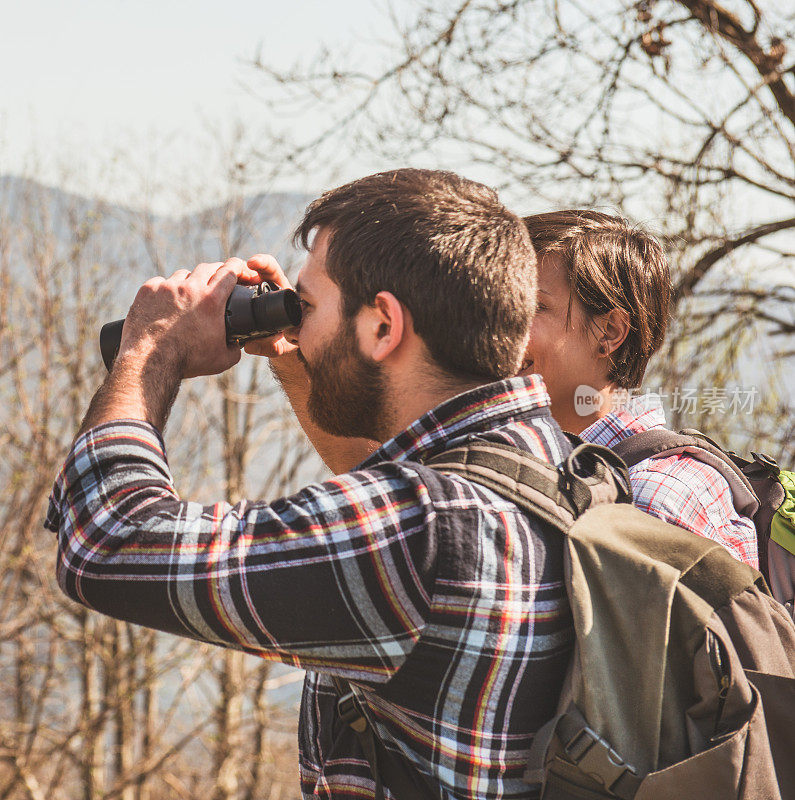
337, 691, 368, 734
563, 723, 638, 793
751, 452, 780, 476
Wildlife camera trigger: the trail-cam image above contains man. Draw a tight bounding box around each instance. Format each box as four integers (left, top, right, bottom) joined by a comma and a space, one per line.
47, 169, 573, 800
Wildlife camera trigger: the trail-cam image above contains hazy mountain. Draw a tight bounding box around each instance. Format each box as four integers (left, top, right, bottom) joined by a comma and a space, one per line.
2, 172, 790, 435
0, 174, 309, 298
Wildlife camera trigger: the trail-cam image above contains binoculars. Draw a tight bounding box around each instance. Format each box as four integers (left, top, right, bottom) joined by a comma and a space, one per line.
99, 282, 302, 371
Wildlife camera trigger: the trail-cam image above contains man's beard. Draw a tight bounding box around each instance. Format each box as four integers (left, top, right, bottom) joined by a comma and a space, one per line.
301, 321, 390, 441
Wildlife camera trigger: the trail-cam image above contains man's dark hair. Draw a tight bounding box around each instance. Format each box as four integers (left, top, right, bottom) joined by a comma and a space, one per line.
295, 169, 535, 381
523, 210, 672, 388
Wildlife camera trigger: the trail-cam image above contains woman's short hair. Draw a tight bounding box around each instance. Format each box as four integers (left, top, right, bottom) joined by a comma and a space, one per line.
523, 210, 672, 388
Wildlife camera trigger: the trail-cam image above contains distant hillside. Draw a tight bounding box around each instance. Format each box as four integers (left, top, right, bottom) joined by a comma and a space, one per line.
2, 173, 791, 454
0, 174, 310, 312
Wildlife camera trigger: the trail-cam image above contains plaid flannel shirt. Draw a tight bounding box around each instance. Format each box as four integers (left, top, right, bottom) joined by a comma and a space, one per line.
579, 393, 759, 568
46, 376, 574, 800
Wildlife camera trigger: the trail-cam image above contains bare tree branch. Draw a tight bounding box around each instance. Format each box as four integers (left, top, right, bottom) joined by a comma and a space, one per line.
674, 215, 795, 302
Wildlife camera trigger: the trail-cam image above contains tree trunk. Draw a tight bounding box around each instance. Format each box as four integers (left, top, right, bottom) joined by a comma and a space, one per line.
80, 614, 103, 800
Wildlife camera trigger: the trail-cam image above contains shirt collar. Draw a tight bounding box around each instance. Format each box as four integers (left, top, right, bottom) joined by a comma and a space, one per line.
358, 374, 552, 468
578, 391, 667, 448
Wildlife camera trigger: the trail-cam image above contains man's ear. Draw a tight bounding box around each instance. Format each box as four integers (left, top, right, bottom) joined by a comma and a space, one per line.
358, 291, 407, 362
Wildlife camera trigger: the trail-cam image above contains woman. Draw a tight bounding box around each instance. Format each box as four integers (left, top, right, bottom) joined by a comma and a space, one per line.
522, 210, 757, 567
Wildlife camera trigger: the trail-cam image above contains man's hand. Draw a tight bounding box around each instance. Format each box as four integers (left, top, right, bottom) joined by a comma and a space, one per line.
242, 254, 299, 359
117, 258, 259, 379
77, 258, 261, 436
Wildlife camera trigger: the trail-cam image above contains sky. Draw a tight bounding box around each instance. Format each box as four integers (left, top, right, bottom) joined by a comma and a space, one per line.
0, 0, 389, 209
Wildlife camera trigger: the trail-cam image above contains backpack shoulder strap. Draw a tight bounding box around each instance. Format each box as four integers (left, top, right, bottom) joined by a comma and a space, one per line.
331, 676, 439, 800
611, 429, 760, 518
424, 439, 632, 533
610, 429, 697, 467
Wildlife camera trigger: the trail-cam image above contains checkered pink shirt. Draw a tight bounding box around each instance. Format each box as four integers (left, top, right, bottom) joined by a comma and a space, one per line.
579, 394, 759, 568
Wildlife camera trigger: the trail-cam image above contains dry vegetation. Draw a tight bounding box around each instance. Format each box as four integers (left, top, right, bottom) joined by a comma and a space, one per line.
0, 176, 315, 800
251, 0, 794, 459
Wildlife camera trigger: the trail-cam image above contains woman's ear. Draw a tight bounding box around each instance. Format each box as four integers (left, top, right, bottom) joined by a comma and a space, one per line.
596, 307, 631, 359
358, 291, 407, 362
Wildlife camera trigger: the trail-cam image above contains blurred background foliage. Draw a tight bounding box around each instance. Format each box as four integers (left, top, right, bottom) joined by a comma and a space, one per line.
0, 1, 792, 797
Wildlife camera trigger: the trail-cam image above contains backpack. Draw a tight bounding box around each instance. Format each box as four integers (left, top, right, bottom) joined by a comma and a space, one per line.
610, 428, 795, 613
335, 439, 795, 800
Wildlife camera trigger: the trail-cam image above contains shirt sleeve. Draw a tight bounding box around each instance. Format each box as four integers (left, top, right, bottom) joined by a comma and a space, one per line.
46, 421, 438, 683
629, 454, 759, 569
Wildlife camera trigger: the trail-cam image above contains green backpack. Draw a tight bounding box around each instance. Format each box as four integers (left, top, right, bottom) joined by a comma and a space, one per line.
611, 428, 795, 613
335, 440, 795, 799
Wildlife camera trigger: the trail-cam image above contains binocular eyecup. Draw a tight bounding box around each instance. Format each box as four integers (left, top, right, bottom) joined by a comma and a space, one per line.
99, 282, 302, 372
